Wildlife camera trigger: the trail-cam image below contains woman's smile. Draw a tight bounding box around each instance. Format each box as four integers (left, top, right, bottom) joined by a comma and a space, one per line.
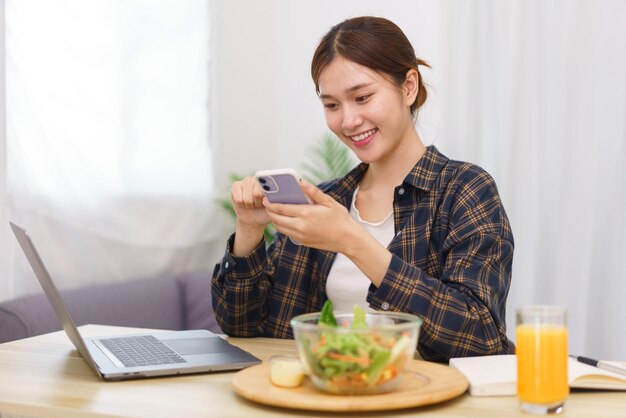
348, 128, 378, 147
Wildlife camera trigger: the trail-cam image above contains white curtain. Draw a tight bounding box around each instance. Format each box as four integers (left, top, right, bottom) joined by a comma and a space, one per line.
1, 0, 216, 300
430, 0, 626, 360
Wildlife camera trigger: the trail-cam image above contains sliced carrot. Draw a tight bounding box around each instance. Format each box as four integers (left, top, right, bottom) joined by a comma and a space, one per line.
313, 334, 327, 351
326, 352, 371, 367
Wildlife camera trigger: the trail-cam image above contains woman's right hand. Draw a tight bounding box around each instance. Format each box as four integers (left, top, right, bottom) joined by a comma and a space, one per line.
230, 177, 270, 256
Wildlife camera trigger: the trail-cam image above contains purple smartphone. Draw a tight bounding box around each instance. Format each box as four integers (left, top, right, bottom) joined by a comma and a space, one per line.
254, 169, 312, 204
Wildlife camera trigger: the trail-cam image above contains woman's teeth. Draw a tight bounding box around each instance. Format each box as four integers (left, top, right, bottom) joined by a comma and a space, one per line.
350, 128, 377, 142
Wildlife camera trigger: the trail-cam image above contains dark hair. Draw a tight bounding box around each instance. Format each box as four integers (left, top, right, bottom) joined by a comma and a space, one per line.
311, 16, 430, 117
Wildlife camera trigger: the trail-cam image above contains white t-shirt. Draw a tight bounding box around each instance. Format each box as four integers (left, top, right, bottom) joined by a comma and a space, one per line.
325, 186, 395, 313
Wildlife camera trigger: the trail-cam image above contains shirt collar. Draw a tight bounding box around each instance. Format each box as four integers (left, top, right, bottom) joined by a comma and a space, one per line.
402, 145, 449, 192
323, 145, 449, 203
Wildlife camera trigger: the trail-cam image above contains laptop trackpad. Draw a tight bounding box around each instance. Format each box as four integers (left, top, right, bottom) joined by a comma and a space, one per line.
165, 337, 231, 355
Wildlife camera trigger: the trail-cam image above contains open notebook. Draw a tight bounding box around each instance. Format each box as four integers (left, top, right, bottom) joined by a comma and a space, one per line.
449, 355, 626, 396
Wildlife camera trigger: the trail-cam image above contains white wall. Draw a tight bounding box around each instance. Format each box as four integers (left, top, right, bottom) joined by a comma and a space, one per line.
213, 0, 443, 188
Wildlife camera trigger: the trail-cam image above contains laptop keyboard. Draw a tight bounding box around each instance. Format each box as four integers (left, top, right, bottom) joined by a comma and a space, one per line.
100, 335, 187, 367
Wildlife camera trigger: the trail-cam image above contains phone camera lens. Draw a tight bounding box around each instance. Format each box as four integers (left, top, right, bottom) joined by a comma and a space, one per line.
258, 178, 267, 184
263, 185, 270, 191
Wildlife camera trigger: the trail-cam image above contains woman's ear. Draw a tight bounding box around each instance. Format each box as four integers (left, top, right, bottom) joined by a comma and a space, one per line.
403, 69, 419, 107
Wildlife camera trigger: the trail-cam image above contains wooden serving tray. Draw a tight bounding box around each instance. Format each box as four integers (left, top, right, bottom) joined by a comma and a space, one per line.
231, 359, 468, 412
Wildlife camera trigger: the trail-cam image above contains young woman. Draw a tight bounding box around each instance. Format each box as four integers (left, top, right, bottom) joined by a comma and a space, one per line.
212, 16, 514, 361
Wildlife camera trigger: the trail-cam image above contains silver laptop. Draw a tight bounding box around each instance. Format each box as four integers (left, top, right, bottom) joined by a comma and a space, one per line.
10, 222, 260, 381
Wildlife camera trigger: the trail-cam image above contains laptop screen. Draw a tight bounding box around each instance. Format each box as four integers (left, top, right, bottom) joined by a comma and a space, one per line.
10, 222, 101, 372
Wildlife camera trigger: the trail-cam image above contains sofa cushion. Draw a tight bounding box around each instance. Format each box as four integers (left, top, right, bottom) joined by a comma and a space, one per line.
177, 271, 222, 333
0, 275, 184, 343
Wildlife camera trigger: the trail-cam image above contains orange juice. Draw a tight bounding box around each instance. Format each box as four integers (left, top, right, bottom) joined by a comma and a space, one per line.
516, 324, 569, 404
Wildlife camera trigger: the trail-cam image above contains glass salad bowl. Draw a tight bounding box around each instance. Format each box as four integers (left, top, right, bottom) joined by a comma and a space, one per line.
290, 304, 422, 395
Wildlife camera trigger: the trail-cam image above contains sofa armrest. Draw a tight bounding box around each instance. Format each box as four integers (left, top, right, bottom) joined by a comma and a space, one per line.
176, 271, 222, 334
0, 275, 184, 343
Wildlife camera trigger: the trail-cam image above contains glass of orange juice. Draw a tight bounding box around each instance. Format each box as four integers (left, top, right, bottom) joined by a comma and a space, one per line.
516, 305, 568, 415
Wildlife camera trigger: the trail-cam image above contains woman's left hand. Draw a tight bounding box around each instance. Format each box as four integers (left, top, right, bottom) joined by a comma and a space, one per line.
262, 179, 357, 253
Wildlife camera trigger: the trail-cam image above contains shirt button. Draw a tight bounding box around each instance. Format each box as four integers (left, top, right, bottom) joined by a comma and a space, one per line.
224, 261, 229, 269
398, 187, 405, 196
381, 302, 390, 311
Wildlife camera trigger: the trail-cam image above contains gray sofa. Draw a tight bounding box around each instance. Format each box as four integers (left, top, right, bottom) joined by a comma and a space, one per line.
0, 271, 221, 343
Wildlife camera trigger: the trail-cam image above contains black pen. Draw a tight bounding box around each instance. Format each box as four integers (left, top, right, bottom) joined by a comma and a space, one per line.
569, 355, 626, 377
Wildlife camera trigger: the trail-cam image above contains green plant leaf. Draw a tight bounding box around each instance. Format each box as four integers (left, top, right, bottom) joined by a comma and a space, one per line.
302, 133, 356, 184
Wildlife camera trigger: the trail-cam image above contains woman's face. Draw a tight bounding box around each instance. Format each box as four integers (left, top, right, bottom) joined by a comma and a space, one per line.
318, 56, 416, 165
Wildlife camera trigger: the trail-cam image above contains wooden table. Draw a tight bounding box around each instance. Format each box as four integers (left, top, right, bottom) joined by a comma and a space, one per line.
0, 325, 624, 417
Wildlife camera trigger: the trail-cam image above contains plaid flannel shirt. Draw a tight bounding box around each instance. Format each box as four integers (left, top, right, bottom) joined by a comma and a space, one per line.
212, 146, 514, 361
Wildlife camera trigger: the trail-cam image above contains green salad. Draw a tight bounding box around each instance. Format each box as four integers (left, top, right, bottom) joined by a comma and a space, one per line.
304, 300, 412, 391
